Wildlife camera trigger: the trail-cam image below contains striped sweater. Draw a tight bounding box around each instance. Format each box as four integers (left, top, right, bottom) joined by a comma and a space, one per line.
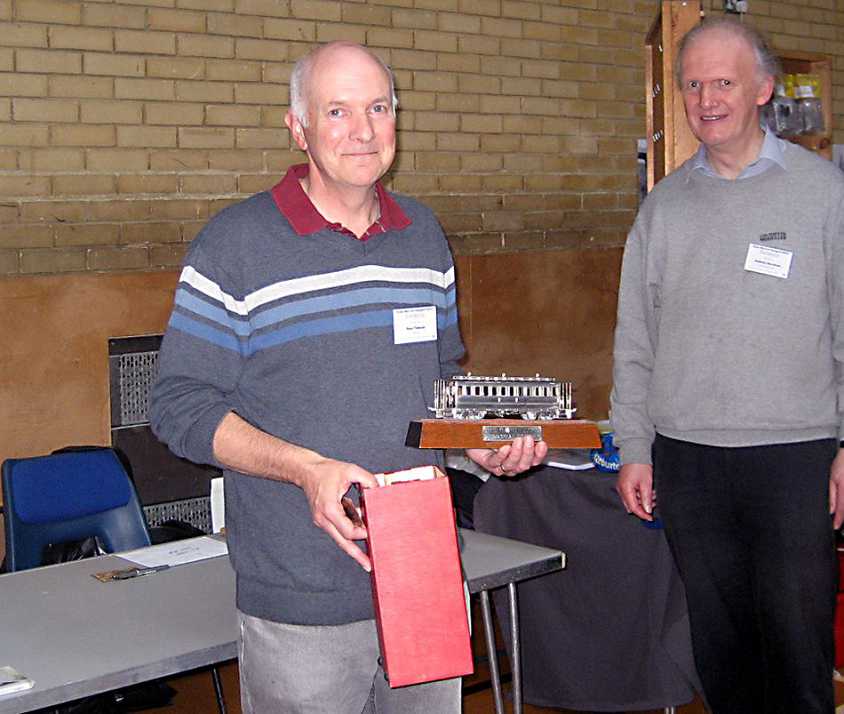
150, 186, 464, 625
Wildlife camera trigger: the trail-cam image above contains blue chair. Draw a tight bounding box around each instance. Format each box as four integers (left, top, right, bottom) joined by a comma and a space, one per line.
2, 448, 227, 713
2, 448, 151, 572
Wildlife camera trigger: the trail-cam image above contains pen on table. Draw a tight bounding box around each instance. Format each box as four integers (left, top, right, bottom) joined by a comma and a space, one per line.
112, 565, 171, 580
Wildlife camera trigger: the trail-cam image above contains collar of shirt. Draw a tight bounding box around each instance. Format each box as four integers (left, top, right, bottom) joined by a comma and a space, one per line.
269, 163, 411, 240
690, 129, 788, 180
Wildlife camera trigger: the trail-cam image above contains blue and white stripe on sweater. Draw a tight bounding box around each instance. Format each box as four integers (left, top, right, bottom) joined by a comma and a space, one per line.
169, 263, 459, 356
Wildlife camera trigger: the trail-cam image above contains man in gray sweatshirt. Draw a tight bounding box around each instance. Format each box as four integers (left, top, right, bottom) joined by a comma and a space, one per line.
612, 18, 844, 714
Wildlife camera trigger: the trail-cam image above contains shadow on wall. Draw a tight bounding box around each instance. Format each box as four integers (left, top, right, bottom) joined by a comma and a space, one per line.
456, 247, 623, 420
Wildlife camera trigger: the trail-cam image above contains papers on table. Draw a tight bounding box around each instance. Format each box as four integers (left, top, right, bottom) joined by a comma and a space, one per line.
119, 536, 228, 569
0, 665, 34, 697
446, 447, 597, 476
210, 477, 226, 533
544, 448, 594, 471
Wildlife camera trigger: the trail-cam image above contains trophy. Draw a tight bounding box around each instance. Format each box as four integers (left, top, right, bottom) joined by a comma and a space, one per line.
405, 373, 601, 450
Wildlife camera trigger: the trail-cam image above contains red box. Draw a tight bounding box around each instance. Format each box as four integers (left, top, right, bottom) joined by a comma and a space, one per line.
836, 549, 844, 668
836, 593, 844, 668
361, 465, 474, 688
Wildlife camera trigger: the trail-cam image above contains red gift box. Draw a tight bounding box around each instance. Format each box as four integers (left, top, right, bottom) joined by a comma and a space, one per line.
836, 592, 844, 669
836, 548, 844, 668
360, 465, 474, 688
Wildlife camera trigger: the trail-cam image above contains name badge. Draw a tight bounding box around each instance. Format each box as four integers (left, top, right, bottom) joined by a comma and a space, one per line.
393, 306, 438, 345
744, 243, 793, 279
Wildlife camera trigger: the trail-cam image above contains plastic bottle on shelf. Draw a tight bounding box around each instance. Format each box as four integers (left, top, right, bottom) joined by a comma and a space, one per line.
795, 73, 825, 135
767, 74, 801, 137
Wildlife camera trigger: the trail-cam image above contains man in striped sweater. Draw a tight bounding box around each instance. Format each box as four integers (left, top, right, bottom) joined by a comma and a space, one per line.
151, 41, 546, 713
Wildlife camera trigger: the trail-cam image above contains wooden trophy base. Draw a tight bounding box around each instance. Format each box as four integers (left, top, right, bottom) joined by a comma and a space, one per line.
405, 419, 601, 450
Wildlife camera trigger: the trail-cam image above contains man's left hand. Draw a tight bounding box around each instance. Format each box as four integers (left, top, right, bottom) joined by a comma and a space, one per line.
466, 435, 548, 478
829, 447, 844, 529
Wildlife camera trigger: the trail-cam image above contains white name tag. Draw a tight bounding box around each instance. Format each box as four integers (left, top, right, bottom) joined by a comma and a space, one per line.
744, 243, 792, 279
393, 306, 438, 345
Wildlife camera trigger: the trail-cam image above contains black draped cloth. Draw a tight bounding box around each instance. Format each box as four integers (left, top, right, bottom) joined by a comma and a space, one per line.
473, 463, 701, 712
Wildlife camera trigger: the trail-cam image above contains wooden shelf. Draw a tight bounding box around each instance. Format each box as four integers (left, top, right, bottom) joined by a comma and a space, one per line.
644, 0, 702, 191
777, 50, 832, 160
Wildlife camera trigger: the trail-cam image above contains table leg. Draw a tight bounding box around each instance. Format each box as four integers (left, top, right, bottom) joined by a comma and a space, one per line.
508, 581, 522, 714
211, 665, 227, 714
480, 589, 505, 714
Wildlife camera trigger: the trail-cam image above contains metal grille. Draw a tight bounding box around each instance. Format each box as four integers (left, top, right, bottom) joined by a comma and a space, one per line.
117, 351, 159, 426
144, 497, 212, 533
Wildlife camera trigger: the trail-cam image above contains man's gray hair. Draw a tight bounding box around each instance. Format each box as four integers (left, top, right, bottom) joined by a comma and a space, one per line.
289, 43, 399, 128
676, 17, 780, 87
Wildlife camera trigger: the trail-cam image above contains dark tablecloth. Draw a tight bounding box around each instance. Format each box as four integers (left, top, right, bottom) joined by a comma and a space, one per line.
473, 464, 701, 712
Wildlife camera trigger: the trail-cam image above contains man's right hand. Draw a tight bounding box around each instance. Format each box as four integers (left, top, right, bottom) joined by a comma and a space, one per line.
211, 412, 381, 572
616, 463, 655, 521
296, 457, 380, 572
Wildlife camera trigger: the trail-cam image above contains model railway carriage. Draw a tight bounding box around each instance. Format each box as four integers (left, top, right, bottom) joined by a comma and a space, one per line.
433, 374, 575, 421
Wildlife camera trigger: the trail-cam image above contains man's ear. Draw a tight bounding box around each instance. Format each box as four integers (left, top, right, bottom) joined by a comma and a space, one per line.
756, 74, 775, 106
285, 111, 308, 151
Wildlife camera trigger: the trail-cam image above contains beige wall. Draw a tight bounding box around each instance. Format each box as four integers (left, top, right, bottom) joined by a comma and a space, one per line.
2, 1, 841, 275
0, 270, 180, 459
0, 1, 631, 273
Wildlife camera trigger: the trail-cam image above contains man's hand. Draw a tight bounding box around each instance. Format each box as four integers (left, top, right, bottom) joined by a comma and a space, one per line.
829, 448, 844, 530
466, 435, 548, 478
616, 463, 655, 522
211, 412, 381, 571
296, 457, 380, 572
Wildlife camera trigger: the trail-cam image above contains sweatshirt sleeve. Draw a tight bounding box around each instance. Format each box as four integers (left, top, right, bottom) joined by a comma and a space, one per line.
150, 240, 245, 468
610, 215, 657, 466
825, 180, 844, 444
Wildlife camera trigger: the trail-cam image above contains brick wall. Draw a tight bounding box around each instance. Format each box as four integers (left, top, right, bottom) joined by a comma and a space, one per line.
0, 0, 841, 275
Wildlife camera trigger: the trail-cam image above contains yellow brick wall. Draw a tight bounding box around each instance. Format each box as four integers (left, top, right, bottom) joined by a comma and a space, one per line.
0, 0, 841, 275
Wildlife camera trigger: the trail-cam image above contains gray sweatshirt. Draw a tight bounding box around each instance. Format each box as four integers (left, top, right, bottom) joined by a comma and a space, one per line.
611, 143, 844, 466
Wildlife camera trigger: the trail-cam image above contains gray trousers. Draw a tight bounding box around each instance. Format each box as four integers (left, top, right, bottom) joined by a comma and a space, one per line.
238, 611, 462, 714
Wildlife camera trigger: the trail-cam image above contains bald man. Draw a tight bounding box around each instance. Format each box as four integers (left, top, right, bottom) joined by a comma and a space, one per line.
152, 42, 546, 713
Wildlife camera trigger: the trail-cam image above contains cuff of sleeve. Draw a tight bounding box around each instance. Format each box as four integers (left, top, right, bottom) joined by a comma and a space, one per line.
183, 404, 232, 469
618, 438, 653, 467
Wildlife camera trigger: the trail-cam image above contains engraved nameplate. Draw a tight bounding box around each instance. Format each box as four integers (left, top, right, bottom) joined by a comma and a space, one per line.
481, 425, 543, 442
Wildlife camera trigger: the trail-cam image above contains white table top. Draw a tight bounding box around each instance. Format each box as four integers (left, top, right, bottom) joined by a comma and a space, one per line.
0, 552, 237, 713
0, 531, 562, 713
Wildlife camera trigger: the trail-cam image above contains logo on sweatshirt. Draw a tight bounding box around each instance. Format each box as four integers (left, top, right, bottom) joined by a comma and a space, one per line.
759, 232, 787, 242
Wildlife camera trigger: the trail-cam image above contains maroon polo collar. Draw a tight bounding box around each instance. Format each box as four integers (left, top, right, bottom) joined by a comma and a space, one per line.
270, 163, 411, 241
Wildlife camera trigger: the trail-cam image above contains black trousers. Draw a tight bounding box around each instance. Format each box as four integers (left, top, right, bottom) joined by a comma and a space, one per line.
653, 435, 837, 714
